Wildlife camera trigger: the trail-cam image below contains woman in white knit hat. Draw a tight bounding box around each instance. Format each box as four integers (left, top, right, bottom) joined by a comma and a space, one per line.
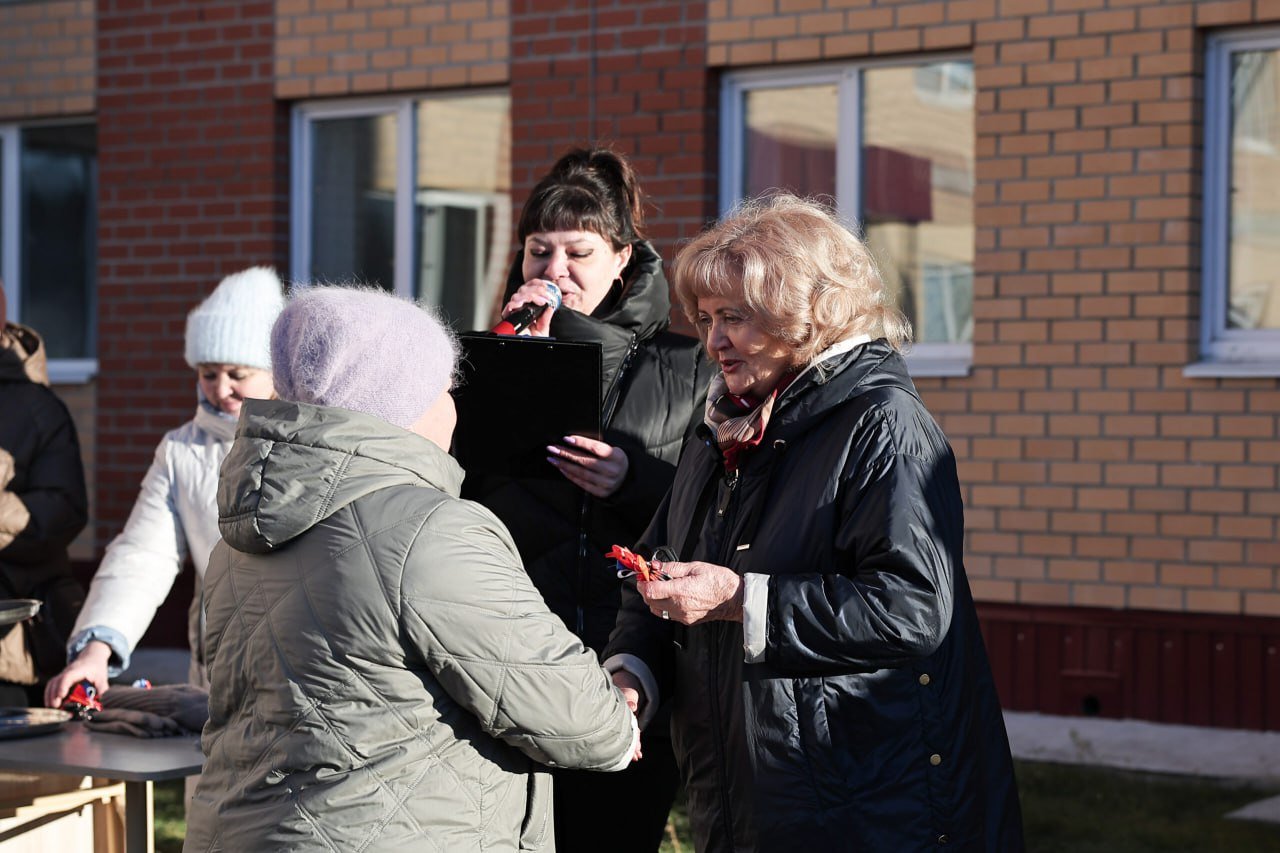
44, 266, 285, 708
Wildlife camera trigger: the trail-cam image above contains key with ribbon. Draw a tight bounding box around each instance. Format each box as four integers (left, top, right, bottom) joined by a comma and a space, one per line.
607, 545, 674, 582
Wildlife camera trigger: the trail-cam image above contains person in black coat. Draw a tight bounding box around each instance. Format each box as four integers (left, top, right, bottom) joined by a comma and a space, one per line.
464, 148, 712, 852
604, 194, 1024, 851
0, 284, 88, 705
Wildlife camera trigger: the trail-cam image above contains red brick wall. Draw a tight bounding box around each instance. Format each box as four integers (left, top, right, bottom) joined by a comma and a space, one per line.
94, 0, 287, 555
0, 0, 94, 120
711, 0, 1280, 620
510, 0, 715, 267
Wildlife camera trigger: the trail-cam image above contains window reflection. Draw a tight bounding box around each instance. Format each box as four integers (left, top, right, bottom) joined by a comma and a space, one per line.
863, 62, 974, 344
1228, 48, 1280, 330
414, 95, 511, 330
20, 124, 97, 360
304, 93, 512, 330
310, 114, 397, 292
743, 84, 837, 200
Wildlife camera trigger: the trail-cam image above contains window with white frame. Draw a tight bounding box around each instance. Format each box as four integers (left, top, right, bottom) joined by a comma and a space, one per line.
292, 91, 511, 331
0, 122, 97, 381
1197, 29, 1280, 376
721, 59, 975, 376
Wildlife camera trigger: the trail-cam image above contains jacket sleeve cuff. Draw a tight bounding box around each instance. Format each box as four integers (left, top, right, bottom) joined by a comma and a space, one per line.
743, 573, 769, 664
603, 653, 659, 730
68, 627, 130, 677
602, 710, 641, 772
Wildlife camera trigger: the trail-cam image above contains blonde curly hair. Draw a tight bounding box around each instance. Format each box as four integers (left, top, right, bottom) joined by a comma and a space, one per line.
672, 193, 910, 365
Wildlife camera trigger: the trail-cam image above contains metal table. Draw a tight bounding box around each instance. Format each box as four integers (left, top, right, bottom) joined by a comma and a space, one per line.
0, 721, 202, 852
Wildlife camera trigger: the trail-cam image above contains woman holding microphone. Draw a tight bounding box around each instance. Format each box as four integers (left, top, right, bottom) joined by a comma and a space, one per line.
466, 147, 712, 851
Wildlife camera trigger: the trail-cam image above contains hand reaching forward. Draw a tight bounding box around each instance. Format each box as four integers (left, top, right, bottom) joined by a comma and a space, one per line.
637, 560, 744, 625
44, 640, 112, 709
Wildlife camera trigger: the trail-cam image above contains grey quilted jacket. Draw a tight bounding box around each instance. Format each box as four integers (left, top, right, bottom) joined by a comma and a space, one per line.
184, 400, 636, 852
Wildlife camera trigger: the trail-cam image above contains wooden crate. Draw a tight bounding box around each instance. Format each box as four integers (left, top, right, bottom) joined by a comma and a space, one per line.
0, 771, 125, 853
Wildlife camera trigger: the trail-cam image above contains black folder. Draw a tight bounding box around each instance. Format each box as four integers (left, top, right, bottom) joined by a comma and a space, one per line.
452, 333, 602, 481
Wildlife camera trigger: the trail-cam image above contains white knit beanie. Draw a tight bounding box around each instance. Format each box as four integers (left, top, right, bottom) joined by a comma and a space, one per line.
184, 266, 285, 370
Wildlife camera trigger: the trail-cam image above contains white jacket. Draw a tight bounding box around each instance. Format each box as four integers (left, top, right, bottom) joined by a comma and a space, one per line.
69, 395, 236, 685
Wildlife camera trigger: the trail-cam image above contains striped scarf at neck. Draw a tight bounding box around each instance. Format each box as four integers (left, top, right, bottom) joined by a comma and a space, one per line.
703, 372, 787, 471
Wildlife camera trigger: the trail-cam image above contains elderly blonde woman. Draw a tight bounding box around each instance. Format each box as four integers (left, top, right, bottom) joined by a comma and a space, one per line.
604, 194, 1024, 851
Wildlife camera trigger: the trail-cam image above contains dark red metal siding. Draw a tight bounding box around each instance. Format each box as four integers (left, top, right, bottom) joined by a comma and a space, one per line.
978, 603, 1280, 731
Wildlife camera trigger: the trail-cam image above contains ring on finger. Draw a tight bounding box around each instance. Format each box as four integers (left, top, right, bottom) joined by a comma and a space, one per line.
661, 610, 670, 620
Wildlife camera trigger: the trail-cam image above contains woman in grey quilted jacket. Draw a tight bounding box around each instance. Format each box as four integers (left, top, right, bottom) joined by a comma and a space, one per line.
184, 286, 639, 853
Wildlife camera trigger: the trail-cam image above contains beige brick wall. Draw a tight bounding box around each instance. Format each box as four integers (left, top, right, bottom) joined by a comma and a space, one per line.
275, 0, 509, 98
710, 0, 1280, 618
0, 0, 94, 120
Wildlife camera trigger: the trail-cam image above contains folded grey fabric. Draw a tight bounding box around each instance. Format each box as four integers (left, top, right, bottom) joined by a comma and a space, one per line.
84, 683, 210, 737
86, 708, 186, 738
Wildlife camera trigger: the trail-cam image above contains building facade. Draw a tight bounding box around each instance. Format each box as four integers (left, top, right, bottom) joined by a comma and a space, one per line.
3, 0, 1280, 729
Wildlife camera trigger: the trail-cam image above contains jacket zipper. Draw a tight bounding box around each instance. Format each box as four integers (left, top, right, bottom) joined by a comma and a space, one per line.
708, 465, 741, 843
575, 494, 590, 636
601, 334, 639, 428
575, 333, 640, 639
716, 469, 740, 518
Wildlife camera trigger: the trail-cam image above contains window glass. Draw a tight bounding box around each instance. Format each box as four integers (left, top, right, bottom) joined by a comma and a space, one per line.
414, 95, 511, 329
299, 93, 512, 330
862, 62, 974, 344
1228, 48, 1280, 331
922, 262, 973, 344
742, 84, 837, 200
20, 124, 96, 359
309, 113, 398, 291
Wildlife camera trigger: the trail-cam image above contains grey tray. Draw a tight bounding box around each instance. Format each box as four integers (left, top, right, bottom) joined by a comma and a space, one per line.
0, 707, 72, 740
0, 599, 40, 627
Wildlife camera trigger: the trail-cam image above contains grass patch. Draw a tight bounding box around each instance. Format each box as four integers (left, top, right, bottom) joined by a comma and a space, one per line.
657, 761, 1280, 852
155, 761, 1280, 852
1016, 760, 1280, 853
154, 779, 186, 853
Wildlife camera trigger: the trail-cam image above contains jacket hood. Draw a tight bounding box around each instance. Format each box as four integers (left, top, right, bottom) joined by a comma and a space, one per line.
0, 323, 49, 385
505, 240, 672, 396
770, 339, 918, 442
218, 398, 464, 554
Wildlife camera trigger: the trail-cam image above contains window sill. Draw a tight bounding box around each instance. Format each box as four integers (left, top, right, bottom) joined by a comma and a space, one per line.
46, 359, 98, 385
1183, 360, 1280, 379
903, 351, 972, 378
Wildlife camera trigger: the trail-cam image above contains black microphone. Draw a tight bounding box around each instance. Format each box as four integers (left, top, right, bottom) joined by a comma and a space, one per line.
491, 281, 562, 335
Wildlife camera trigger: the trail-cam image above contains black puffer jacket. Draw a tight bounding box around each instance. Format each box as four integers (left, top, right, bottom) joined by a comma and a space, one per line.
0, 324, 88, 677
606, 340, 1024, 851
464, 241, 713, 651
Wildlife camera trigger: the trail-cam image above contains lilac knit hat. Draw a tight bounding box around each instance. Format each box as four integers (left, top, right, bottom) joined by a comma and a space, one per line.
270, 286, 459, 429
